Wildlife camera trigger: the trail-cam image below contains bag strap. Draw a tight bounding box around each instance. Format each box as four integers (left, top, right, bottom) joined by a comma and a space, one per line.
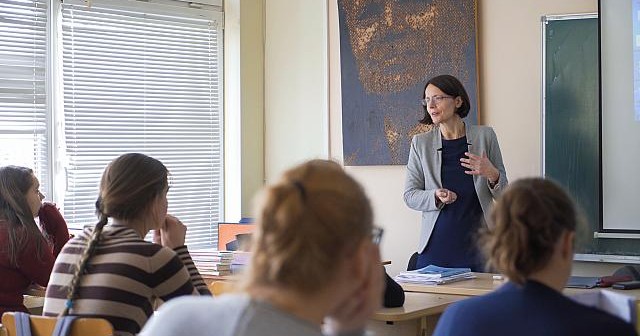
13, 312, 32, 336
52, 316, 78, 336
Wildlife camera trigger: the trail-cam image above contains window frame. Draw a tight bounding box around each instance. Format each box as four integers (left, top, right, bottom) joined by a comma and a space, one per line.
3, 0, 226, 247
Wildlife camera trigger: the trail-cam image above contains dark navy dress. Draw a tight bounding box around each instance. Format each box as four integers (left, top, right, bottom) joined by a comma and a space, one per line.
415, 136, 484, 271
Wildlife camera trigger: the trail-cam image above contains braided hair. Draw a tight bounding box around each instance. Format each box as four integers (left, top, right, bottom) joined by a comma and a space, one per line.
59, 153, 168, 315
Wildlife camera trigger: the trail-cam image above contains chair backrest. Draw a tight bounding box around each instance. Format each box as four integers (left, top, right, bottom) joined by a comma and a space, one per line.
407, 251, 419, 271
1, 313, 113, 336
208, 281, 235, 296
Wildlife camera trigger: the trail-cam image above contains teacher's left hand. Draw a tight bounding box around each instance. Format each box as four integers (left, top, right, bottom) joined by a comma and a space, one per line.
460, 151, 499, 183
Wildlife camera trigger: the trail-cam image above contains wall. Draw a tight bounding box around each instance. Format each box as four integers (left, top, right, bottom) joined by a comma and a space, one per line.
225, 0, 329, 216
224, 0, 265, 220
264, 0, 329, 184
478, 0, 596, 180
239, 1, 265, 219
328, 0, 603, 276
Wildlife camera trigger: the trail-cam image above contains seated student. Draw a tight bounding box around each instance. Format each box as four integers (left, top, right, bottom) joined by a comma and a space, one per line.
433, 178, 638, 336
43, 153, 210, 336
140, 159, 384, 336
0, 166, 69, 316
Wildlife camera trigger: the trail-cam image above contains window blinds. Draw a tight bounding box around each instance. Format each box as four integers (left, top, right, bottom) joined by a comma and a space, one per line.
61, 0, 223, 248
0, 0, 49, 195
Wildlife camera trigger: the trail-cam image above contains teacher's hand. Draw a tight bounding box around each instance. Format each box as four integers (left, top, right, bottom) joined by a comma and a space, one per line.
460, 151, 500, 183
436, 188, 457, 205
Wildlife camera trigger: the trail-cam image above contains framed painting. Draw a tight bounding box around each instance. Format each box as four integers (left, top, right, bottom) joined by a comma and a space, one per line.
338, 0, 479, 165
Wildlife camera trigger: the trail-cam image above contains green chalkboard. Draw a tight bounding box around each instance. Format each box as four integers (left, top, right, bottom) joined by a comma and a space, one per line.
544, 15, 640, 257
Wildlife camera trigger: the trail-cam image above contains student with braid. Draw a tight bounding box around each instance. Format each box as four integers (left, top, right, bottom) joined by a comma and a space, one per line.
43, 153, 210, 336
0, 166, 68, 316
141, 160, 384, 336
433, 178, 637, 336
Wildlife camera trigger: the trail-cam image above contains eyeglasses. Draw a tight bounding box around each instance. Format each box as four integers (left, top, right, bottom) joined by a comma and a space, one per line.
420, 95, 453, 106
371, 226, 384, 245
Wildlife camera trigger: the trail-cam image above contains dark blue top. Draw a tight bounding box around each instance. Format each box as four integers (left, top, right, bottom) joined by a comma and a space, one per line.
433, 280, 638, 336
416, 136, 484, 271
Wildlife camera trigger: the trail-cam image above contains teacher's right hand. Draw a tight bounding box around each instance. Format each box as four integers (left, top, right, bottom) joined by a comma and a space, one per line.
436, 188, 457, 206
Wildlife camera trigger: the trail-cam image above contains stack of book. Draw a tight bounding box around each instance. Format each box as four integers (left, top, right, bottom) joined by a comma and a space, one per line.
230, 251, 251, 274
394, 265, 474, 285
190, 249, 234, 276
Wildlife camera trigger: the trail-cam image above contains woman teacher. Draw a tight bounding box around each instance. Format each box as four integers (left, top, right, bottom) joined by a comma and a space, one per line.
403, 74, 507, 271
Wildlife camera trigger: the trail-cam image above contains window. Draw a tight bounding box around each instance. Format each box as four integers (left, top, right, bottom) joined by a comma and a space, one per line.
0, 0, 49, 196
0, 0, 223, 249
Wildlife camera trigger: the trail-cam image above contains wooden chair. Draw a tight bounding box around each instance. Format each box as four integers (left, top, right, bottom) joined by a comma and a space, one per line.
208, 281, 235, 296
1, 313, 113, 336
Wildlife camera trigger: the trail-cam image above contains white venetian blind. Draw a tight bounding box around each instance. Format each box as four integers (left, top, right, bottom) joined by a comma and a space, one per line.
61, 0, 223, 248
0, 0, 49, 195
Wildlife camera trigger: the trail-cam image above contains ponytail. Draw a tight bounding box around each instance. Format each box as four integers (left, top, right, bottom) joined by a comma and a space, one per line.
481, 178, 578, 285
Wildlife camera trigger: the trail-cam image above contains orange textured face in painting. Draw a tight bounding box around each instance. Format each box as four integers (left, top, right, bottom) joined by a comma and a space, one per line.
341, 0, 475, 94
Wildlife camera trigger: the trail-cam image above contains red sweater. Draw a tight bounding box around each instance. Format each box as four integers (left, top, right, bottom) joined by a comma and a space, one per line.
0, 220, 58, 316
38, 203, 70, 257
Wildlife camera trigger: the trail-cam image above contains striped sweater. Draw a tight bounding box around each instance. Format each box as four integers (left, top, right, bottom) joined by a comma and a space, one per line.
43, 224, 210, 335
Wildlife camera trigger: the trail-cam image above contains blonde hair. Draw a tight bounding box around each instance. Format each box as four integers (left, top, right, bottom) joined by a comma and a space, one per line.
481, 178, 579, 285
61, 153, 168, 316
245, 160, 373, 293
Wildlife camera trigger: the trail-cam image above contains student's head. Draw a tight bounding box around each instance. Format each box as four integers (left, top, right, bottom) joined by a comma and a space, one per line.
61, 153, 168, 316
420, 74, 471, 125
482, 178, 579, 285
0, 165, 45, 266
247, 160, 375, 294
96, 153, 169, 226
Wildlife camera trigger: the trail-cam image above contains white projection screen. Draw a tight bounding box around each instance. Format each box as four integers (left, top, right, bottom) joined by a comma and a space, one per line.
600, 0, 640, 231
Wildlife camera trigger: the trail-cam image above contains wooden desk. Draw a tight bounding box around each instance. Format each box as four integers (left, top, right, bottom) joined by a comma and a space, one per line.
370, 292, 466, 336
401, 273, 500, 296
402, 272, 640, 298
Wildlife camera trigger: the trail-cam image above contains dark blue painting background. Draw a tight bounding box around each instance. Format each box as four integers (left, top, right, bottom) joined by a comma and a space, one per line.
338, 0, 478, 166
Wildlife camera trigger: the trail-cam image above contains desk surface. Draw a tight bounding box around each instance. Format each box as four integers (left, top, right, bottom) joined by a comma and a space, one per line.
373, 292, 466, 322
402, 273, 640, 300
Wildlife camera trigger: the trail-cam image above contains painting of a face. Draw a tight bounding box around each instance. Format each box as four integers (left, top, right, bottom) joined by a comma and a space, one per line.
341, 0, 475, 94
338, 0, 478, 165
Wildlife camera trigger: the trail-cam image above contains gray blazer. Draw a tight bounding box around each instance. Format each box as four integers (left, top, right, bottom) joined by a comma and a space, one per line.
403, 124, 508, 253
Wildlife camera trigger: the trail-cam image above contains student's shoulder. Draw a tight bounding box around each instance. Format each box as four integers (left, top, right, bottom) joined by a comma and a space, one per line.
434, 295, 492, 336
141, 294, 250, 336
440, 288, 516, 324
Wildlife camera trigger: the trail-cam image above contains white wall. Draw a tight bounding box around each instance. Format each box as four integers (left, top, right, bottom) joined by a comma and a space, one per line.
264, 0, 329, 183
479, 0, 596, 180
224, 0, 265, 220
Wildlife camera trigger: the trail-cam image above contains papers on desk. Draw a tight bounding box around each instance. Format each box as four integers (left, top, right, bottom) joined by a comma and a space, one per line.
394, 265, 475, 285
570, 290, 637, 324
